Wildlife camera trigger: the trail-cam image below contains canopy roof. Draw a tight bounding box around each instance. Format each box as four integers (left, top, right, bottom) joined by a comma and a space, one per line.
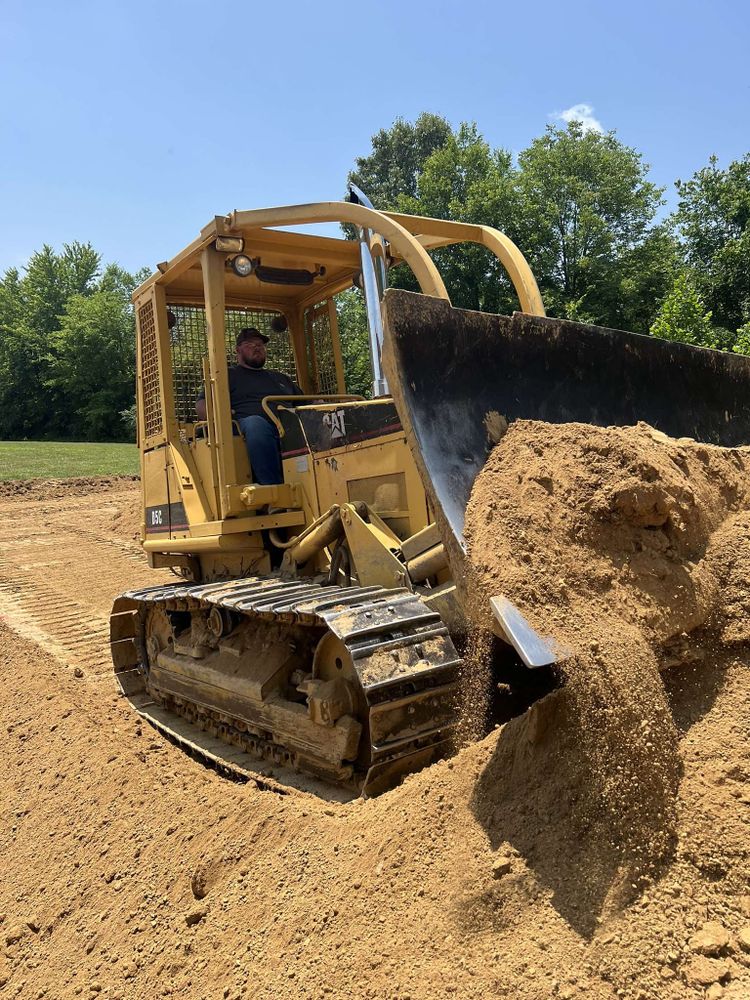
133, 203, 545, 317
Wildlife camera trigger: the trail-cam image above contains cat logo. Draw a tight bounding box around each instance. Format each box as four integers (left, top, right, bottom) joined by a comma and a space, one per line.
323, 408, 346, 441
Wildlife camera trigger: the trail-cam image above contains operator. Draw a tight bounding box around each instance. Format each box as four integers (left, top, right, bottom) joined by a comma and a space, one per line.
196, 327, 301, 485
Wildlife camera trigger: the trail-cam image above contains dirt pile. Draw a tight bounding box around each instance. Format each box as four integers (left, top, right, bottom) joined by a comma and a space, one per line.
0, 474, 138, 500
464, 420, 750, 647
464, 419, 750, 909
0, 457, 748, 1000
110, 489, 143, 541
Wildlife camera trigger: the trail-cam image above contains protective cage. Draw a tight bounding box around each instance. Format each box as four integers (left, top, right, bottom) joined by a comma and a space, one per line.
137, 300, 347, 433
137, 299, 164, 440
166, 305, 298, 425
303, 302, 342, 396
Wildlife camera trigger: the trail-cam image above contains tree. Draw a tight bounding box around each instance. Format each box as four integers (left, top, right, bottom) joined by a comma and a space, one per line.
0, 244, 141, 441
348, 115, 677, 329
601, 224, 681, 334
649, 272, 714, 346
0, 268, 30, 437
399, 123, 520, 312
22, 242, 100, 336
674, 154, 750, 332
120, 402, 137, 440
0, 261, 51, 440
515, 122, 673, 329
336, 289, 371, 397
99, 261, 150, 300
47, 291, 136, 439
732, 321, 750, 357
350, 117, 521, 312
348, 113, 453, 209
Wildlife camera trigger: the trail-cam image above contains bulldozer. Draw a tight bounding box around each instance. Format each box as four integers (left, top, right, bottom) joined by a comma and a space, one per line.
110, 189, 750, 796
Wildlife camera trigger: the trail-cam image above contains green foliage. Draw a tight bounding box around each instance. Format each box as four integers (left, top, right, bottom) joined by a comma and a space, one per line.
336, 289, 372, 397
732, 321, 750, 357
48, 291, 136, 439
650, 273, 714, 346
120, 403, 137, 439
401, 124, 519, 313
0, 440, 139, 480
515, 122, 672, 329
0, 245, 141, 441
675, 154, 750, 331
604, 225, 681, 334
349, 115, 678, 331
348, 113, 453, 209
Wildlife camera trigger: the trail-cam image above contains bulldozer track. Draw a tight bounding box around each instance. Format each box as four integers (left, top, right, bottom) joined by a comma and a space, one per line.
110, 577, 461, 796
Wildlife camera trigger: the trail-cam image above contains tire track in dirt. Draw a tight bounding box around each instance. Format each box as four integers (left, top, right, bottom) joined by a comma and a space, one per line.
0, 481, 169, 676
0, 476, 749, 1000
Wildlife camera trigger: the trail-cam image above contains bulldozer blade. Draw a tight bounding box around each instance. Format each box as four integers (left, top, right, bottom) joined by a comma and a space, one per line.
489, 595, 568, 668
382, 289, 750, 564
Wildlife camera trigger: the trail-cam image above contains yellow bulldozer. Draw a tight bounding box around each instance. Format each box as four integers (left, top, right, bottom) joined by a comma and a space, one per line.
110, 189, 750, 795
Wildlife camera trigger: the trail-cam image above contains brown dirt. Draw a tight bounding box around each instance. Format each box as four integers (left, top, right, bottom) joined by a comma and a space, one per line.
462, 419, 750, 995
0, 447, 748, 1000
0, 474, 139, 500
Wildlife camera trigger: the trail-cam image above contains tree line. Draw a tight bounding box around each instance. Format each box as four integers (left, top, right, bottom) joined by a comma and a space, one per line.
0, 245, 147, 440
346, 114, 749, 347
1, 114, 748, 440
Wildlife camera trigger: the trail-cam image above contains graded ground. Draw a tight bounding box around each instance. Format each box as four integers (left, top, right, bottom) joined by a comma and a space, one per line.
0, 445, 748, 1000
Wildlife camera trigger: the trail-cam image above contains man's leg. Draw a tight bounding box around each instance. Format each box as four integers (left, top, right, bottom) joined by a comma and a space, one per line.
237, 415, 283, 485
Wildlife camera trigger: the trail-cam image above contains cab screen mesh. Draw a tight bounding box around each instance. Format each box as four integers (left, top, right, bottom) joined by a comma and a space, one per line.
169, 306, 297, 424
304, 304, 339, 395
138, 300, 163, 438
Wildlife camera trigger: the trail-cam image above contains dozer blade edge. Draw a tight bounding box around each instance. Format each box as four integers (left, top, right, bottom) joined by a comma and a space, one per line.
382, 288, 750, 561
489, 595, 569, 668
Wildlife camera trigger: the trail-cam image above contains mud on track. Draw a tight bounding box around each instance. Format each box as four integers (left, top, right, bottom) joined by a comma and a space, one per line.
0, 477, 749, 1000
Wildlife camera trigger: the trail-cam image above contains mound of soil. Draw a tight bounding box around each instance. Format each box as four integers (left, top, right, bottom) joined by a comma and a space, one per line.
461, 419, 750, 986
0, 474, 138, 500
109, 490, 143, 541
464, 420, 749, 646
0, 432, 748, 1000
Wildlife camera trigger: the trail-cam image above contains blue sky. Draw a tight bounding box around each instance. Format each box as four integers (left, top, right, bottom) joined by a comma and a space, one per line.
1, 0, 748, 277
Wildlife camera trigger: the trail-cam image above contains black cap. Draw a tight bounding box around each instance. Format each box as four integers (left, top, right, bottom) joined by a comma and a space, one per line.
236, 326, 269, 345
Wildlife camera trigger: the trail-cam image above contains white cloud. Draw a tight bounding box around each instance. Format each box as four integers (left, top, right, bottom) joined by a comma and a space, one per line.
551, 103, 604, 134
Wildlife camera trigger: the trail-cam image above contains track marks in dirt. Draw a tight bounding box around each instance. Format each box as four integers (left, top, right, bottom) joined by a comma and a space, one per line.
0, 483, 167, 676
0, 476, 749, 1000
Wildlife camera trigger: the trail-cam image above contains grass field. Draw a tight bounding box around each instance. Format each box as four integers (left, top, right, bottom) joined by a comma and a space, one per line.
0, 441, 139, 480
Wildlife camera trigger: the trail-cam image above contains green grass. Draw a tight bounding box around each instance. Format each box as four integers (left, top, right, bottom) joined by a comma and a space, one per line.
0, 441, 140, 481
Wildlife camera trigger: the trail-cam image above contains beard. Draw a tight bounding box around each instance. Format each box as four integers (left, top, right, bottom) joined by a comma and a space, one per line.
246, 358, 265, 369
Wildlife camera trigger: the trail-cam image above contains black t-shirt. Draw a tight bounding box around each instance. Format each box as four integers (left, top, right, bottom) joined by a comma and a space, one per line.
198, 365, 302, 421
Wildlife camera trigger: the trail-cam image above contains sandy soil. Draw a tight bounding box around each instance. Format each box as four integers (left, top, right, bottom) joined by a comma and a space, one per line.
463, 421, 750, 888
0, 468, 748, 1000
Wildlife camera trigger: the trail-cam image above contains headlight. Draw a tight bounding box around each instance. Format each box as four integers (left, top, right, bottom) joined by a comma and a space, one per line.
230, 254, 257, 278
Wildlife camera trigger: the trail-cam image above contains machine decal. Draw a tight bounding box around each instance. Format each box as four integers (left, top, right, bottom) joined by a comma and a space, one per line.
322, 408, 347, 440
296, 402, 403, 455
279, 402, 403, 458
145, 502, 189, 534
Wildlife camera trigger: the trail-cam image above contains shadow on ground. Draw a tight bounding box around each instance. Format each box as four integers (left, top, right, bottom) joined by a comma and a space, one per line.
462, 630, 730, 938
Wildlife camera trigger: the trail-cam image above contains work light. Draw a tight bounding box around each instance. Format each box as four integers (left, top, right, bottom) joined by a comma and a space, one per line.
230, 254, 256, 278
